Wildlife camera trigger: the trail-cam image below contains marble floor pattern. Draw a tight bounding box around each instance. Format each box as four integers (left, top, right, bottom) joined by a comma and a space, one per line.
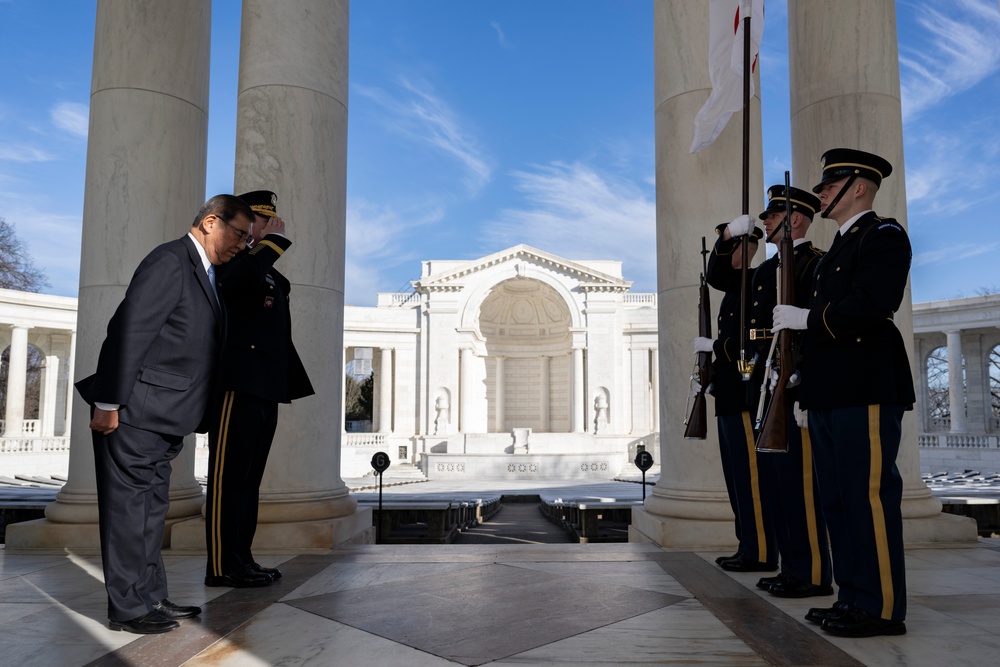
1, 538, 999, 667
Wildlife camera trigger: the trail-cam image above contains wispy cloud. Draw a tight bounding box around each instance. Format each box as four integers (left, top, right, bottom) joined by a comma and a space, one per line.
899, 0, 1000, 121
0, 145, 55, 162
51, 102, 89, 138
490, 21, 512, 49
483, 162, 656, 290
913, 241, 1000, 268
344, 197, 445, 305
353, 78, 491, 193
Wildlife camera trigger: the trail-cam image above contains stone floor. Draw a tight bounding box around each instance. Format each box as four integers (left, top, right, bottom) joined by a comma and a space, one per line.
2, 476, 1000, 666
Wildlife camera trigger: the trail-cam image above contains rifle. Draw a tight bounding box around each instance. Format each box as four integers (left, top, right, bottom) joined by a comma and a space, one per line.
684, 237, 712, 440
755, 171, 794, 453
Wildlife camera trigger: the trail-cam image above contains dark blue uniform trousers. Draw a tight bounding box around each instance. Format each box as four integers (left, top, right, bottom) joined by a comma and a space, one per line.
718, 411, 777, 564
766, 414, 832, 587
809, 404, 907, 621
206, 391, 279, 577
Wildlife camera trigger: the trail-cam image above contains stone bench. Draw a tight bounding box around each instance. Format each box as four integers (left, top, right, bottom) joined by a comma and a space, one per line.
539, 498, 642, 543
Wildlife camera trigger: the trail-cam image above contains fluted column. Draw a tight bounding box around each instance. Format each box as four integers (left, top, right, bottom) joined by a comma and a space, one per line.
946, 331, 966, 433
789, 0, 976, 542
494, 356, 505, 432
9, 0, 210, 549
225, 0, 366, 544
378, 347, 394, 433
650, 348, 660, 432
539, 356, 550, 432
3, 325, 31, 437
460, 347, 474, 432
632, 0, 764, 547
571, 348, 585, 433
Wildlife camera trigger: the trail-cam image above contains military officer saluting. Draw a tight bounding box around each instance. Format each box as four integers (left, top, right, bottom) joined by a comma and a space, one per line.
771, 148, 914, 637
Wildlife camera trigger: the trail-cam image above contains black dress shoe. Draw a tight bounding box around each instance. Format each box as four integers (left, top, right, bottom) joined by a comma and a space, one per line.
251, 562, 282, 580
205, 566, 272, 588
821, 608, 906, 637
153, 598, 202, 619
756, 572, 790, 590
805, 601, 853, 625
715, 552, 739, 565
719, 555, 778, 572
768, 577, 834, 598
109, 611, 179, 634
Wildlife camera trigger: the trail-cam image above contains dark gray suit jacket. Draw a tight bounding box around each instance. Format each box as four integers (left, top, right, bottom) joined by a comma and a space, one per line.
76, 235, 225, 436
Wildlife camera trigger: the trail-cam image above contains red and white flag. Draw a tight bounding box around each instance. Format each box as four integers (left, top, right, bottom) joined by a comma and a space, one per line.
689, 0, 764, 153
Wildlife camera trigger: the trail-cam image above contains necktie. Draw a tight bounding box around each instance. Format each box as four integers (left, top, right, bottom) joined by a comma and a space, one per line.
207, 265, 217, 296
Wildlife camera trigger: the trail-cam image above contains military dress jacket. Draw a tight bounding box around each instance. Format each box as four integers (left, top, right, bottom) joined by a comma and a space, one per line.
746, 241, 825, 409
706, 232, 756, 416
799, 212, 915, 411
215, 234, 314, 404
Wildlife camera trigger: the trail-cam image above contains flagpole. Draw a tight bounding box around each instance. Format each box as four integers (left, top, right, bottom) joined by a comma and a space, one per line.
738, 6, 753, 381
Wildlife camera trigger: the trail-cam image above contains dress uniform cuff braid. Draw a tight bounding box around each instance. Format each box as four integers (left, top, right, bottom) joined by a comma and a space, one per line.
249, 239, 285, 256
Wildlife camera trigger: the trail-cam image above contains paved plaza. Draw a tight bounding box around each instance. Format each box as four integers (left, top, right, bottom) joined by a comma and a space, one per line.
2, 475, 999, 666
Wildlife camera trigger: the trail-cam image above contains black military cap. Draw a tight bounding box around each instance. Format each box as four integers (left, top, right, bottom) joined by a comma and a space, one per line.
812, 148, 892, 193
238, 190, 278, 217
759, 185, 821, 219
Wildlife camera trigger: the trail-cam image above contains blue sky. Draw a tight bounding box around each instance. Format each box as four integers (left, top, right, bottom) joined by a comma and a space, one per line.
1, 0, 998, 306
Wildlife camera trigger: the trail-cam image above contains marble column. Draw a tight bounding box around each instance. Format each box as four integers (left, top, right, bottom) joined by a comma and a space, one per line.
378, 347, 393, 433
631, 0, 764, 547
49, 333, 73, 437
650, 348, 660, 432
962, 335, 987, 433
180, 0, 367, 550
789, 0, 976, 542
946, 331, 967, 433
494, 356, 505, 433
571, 347, 585, 433
39, 346, 60, 437
3, 325, 30, 437
8, 0, 210, 550
460, 347, 474, 432
539, 356, 550, 432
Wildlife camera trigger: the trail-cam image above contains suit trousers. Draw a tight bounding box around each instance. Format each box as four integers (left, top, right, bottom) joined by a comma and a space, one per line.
717, 411, 777, 564
92, 422, 183, 622
206, 391, 279, 577
809, 404, 907, 621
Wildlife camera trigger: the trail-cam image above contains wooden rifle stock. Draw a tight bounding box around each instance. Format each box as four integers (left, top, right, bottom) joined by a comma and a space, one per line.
756, 173, 794, 453
684, 238, 712, 440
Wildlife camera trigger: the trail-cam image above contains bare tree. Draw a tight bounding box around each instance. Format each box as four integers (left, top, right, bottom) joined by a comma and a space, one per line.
926, 346, 950, 430
990, 345, 1000, 428
0, 217, 50, 292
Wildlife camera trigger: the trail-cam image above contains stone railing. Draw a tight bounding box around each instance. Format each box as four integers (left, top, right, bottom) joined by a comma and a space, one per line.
0, 436, 71, 453
919, 433, 999, 449
344, 433, 387, 447
0, 419, 41, 436
623, 293, 657, 307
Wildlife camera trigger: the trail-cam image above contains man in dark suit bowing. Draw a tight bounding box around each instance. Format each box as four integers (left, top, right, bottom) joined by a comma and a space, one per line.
204, 190, 313, 588
77, 194, 256, 634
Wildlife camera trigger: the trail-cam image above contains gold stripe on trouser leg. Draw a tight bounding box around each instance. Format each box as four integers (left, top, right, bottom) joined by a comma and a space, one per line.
742, 411, 768, 563
210, 391, 236, 576
867, 404, 894, 619
800, 426, 822, 584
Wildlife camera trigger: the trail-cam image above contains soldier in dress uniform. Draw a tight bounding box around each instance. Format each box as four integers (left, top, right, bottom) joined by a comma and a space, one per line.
695, 216, 778, 572
748, 185, 833, 599
204, 190, 315, 588
772, 148, 914, 637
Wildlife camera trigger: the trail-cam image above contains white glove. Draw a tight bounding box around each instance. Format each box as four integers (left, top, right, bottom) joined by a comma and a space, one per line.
693, 337, 715, 354
772, 305, 810, 331
726, 214, 756, 238
793, 401, 808, 429
692, 379, 702, 394
768, 369, 800, 392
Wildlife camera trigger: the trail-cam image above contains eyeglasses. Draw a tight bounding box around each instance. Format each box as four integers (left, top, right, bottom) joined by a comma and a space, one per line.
217, 216, 252, 244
